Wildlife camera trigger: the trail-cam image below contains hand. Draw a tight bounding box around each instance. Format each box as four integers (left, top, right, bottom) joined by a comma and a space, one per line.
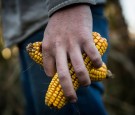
42, 5, 102, 103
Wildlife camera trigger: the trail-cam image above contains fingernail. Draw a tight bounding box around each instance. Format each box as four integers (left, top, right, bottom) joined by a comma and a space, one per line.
70, 98, 77, 103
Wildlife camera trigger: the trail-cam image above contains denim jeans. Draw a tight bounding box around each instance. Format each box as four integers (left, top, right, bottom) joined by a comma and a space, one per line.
18, 4, 109, 115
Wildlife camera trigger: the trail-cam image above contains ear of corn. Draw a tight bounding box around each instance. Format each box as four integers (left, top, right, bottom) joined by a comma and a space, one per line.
26, 32, 112, 109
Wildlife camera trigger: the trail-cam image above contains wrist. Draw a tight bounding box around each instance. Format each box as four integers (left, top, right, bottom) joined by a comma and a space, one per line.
47, 4, 93, 38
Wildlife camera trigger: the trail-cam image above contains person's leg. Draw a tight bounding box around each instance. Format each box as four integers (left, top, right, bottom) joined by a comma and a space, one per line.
19, 49, 36, 115
18, 29, 52, 115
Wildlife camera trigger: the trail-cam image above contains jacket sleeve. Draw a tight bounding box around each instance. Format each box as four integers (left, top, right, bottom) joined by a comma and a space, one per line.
47, 0, 98, 16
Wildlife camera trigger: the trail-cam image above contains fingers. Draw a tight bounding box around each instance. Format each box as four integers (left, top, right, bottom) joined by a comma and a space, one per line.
56, 46, 77, 103
69, 45, 91, 86
83, 38, 102, 68
42, 44, 56, 76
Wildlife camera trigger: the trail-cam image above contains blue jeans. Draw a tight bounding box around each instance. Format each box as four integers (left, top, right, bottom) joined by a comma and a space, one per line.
18, 4, 109, 115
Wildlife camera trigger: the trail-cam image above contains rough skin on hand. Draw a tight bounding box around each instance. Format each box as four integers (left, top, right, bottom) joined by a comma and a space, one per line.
26, 32, 112, 109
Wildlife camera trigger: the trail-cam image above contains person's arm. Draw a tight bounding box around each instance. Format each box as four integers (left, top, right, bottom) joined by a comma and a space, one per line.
42, 4, 102, 103
47, 0, 96, 16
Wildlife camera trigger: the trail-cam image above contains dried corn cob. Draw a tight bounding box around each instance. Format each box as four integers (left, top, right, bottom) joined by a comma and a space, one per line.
26, 32, 112, 109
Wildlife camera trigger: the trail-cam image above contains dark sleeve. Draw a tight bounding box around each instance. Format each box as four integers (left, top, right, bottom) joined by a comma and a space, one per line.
47, 0, 98, 16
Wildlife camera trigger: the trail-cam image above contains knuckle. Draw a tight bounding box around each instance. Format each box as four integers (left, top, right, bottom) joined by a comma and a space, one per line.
65, 92, 75, 99
78, 29, 89, 38
67, 40, 76, 51
91, 56, 100, 62
58, 70, 68, 81
43, 52, 50, 59
80, 78, 91, 86
74, 66, 85, 75
81, 38, 88, 46
68, 41, 74, 49
74, 65, 91, 86
54, 40, 62, 48
42, 43, 50, 52
91, 55, 102, 68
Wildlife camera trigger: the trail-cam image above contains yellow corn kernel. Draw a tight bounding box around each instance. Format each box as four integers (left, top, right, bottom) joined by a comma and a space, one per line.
26, 32, 112, 109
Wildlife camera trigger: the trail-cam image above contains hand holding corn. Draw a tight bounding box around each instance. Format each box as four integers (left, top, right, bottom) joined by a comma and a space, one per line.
40, 5, 102, 104
26, 32, 112, 109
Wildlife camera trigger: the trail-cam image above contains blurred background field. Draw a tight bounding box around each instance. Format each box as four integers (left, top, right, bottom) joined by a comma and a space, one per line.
0, 1, 24, 114
104, 0, 135, 114
0, 0, 135, 115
